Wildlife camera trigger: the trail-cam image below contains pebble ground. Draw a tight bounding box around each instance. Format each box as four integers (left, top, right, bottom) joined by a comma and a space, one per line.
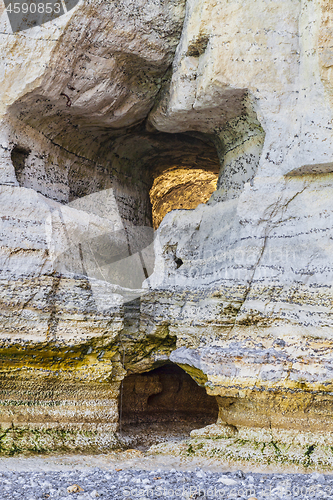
1, 467, 333, 500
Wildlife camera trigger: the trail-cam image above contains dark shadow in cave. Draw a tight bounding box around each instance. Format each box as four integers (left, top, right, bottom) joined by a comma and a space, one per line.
119, 363, 219, 449
11, 145, 31, 186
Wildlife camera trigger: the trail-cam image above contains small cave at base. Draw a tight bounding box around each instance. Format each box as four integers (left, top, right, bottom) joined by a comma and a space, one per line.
119, 363, 219, 449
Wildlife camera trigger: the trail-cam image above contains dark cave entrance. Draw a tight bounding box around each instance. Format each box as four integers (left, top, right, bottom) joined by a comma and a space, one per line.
119, 363, 219, 448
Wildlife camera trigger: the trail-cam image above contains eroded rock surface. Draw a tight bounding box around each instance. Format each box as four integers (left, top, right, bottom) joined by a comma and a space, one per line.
0, 0, 333, 468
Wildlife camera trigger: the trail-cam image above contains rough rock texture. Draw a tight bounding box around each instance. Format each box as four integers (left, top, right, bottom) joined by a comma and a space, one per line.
0, 0, 189, 453
150, 168, 218, 228
0, 0, 333, 468
141, 0, 333, 468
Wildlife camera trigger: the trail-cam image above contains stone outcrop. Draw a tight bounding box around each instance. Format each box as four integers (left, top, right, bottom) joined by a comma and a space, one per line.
0, 0, 333, 469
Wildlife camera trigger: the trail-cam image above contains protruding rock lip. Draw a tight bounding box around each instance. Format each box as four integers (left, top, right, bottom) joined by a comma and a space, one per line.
285, 162, 333, 176
170, 346, 202, 371
170, 345, 333, 391
4, 0, 80, 33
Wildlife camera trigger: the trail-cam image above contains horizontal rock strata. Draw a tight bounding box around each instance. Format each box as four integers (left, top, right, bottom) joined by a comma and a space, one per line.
0, 0, 333, 467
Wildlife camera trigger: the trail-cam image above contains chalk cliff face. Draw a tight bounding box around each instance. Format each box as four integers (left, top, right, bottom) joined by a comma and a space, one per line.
0, 0, 333, 467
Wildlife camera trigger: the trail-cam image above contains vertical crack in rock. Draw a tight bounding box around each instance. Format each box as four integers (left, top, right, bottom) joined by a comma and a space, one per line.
234, 183, 309, 326
11, 145, 31, 185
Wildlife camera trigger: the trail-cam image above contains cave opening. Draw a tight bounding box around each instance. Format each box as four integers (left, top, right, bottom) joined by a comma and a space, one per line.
10, 127, 221, 231
149, 166, 218, 229
119, 363, 219, 449
11, 145, 31, 186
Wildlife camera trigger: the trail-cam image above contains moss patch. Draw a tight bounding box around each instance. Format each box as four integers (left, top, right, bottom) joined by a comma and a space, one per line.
148, 436, 333, 471
0, 425, 121, 456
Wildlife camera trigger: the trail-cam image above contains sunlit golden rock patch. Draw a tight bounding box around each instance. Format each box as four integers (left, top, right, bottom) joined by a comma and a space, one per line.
150, 168, 218, 229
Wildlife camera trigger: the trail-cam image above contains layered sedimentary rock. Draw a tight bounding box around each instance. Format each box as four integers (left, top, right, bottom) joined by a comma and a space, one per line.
0, 0, 188, 453
142, 0, 333, 467
0, 0, 333, 468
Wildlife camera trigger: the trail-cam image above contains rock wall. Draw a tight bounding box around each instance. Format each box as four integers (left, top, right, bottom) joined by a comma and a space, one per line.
142, 0, 333, 468
0, 0, 333, 468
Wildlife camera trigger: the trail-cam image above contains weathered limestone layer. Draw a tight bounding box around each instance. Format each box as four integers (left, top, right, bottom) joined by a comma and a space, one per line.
0, 0, 188, 453
141, 0, 333, 467
0, 0, 333, 467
